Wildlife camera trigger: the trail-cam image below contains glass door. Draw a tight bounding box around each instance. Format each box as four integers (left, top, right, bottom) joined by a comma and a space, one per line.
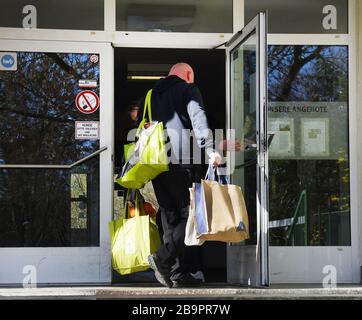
267, 44, 353, 284
0, 40, 113, 284
225, 12, 269, 286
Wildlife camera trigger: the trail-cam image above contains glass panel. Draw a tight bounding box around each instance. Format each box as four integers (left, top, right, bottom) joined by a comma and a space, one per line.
71, 173, 88, 230
245, 0, 348, 34
268, 45, 350, 246
116, 0, 233, 33
0, 51, 101, 247
0, 0, 104, 30
231, 33, 257, 244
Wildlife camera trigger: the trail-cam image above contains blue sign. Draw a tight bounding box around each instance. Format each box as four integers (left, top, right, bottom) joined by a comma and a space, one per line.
1, 54, 15, 68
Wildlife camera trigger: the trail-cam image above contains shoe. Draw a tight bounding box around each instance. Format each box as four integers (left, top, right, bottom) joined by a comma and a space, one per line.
172, 273, 203, 288
190, 270, 205, 283
148, 254, 173, 288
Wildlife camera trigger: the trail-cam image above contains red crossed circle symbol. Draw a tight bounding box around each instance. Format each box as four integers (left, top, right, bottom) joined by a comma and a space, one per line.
75, 90, 100, 114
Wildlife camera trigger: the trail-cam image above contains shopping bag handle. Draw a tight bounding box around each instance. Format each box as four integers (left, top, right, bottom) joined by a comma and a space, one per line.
142, 89, 153, 122
136, 89, 153, 137
122, 190, 144, 219
205, 162, 229, 184
134, 191, 143, 217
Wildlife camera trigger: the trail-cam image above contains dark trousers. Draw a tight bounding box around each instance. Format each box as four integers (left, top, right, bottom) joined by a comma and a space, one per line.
152, 167, 202, 281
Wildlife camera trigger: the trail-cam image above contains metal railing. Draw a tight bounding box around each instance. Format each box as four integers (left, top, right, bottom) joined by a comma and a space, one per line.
0, 146, 107, 169
286, 189, 308, 246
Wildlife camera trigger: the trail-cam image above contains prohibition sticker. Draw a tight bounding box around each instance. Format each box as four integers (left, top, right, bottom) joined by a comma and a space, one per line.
75, 90, 99, 114
75, 121, 99, 140
90, 54, 99, 63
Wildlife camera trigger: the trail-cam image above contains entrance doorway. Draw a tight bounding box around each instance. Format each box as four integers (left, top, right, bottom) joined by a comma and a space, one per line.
113, 48, 227, 283
112, 12, 269, 286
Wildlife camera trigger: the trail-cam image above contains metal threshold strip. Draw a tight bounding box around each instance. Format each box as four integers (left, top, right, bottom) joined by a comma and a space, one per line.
0, 146, 107, 169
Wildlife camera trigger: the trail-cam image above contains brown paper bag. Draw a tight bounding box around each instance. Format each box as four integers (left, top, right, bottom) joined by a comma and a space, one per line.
198, 179, 249, 243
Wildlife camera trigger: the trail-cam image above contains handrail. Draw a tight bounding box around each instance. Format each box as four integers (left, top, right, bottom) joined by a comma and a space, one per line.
0, 146, 107, 169
286, 189, 308, 246
235, 159, 257, 169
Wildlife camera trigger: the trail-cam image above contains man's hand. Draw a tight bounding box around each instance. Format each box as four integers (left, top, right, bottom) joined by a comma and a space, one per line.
218, 139, 241, 152
209, 152, 222, 167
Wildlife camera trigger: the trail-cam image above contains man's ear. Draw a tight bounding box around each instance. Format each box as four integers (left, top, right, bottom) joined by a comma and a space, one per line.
186, 71, 193, 84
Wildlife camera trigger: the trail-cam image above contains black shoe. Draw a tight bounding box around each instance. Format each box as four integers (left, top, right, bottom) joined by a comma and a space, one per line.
148, 254, 173, 288
172, 273, 203, 288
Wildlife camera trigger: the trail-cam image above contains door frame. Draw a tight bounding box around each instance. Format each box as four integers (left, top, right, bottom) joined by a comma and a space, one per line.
225, 12, 269, 286
0, 39, 114, 284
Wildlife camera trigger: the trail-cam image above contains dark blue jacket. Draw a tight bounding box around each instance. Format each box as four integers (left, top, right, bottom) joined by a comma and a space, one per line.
139, 75, 214, 164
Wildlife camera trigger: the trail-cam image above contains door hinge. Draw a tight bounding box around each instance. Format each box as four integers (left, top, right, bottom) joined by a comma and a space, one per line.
259, 133, 267, 167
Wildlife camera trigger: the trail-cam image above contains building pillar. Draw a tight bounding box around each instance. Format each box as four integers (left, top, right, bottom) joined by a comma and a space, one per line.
356, 0, 362, 279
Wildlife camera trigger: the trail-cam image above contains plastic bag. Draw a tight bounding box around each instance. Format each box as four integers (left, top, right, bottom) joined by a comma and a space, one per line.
109, 191, 161, 275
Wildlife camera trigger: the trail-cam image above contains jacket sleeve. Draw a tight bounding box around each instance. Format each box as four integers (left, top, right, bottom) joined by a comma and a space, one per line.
187, 99, 215, 157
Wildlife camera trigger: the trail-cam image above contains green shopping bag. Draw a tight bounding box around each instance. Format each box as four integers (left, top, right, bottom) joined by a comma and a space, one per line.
116, 89, 169, 189
109, 191, 161, 275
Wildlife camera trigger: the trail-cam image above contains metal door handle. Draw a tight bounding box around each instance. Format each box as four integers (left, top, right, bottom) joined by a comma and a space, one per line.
235, 159, 257, 169
245, 143, 257, 150
267, 132, 276, 147
0, 146, 108, 169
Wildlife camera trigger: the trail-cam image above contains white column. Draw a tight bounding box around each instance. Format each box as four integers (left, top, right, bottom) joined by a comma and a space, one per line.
104, 0, 116, 32
357, 0, 362, 281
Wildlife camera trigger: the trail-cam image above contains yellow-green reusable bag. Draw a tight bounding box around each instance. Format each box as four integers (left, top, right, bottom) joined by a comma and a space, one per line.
116, 89, 169, 189
109, 191, 161, 275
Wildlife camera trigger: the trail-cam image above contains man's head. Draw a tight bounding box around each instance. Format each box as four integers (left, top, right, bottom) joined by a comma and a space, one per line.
168, 62, 194, 84
127, 100, 140, 121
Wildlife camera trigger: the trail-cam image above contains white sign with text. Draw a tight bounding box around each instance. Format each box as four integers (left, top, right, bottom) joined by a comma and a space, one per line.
75, 121, 99, 140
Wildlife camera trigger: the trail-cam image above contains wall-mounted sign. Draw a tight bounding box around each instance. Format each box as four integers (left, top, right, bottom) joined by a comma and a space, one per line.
269, 102, 346, 160
78, 79, 97, 88
0, 52, 17, 71
75, 90, 99, 114
301, 118, 330, 157
75, 121, 99, 140
269, 118, 295, 156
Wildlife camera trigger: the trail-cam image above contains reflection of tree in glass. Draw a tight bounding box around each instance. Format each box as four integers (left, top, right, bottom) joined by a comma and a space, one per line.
268, 46, 348, 102
0, 52, 99, 164
70, 173, 88, 231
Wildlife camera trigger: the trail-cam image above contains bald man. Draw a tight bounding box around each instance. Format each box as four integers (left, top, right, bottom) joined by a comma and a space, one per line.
143, 63, 221, 288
